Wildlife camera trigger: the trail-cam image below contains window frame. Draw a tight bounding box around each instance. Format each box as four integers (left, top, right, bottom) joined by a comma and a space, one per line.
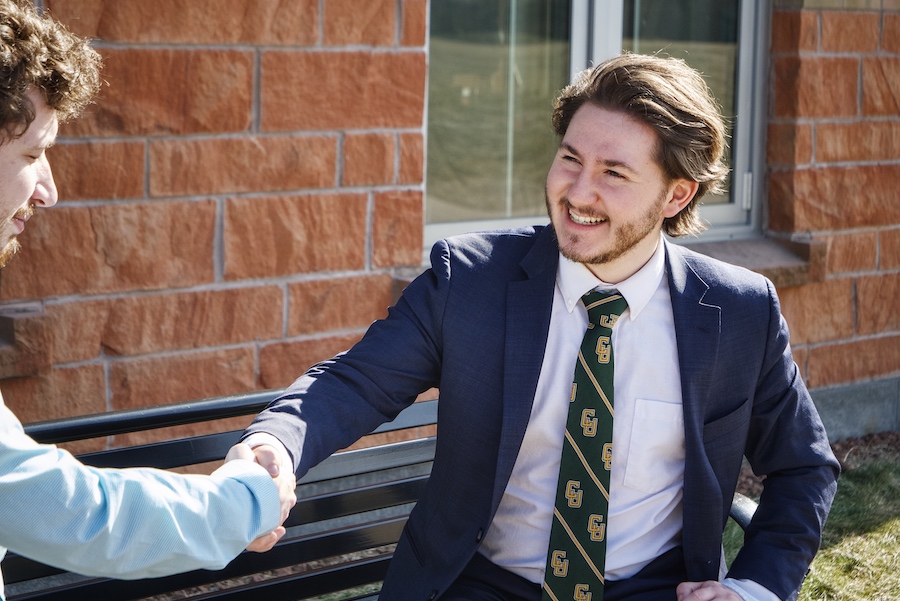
423, 0, 770, 250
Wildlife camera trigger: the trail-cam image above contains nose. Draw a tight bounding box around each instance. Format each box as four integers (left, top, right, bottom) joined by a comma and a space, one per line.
32, 154, 58, 208
565, 168, 599, 208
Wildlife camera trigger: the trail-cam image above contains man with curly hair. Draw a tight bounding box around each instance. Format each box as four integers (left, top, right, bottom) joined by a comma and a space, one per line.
0, 0, 101, 266
0, 1, 296, 594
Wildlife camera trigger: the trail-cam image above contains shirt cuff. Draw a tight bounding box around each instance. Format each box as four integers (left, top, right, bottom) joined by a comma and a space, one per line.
241, 432, 295, 475
210, 459, 282, 535
722, 578, 781, 601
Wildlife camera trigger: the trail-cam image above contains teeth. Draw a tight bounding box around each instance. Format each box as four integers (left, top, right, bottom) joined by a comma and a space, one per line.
569, 210, 606, 225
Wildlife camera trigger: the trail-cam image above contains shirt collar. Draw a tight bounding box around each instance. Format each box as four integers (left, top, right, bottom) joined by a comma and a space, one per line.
556, 235, 666, 321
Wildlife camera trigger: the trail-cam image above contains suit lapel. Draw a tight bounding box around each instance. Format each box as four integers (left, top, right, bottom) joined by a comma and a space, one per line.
665, 241, 725, 578
666, 242, 721, 418
492, 227, 558, 509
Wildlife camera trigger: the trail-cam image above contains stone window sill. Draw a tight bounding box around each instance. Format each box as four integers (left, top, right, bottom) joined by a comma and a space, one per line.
681, 236, 826, 289
392, 236, 826, 302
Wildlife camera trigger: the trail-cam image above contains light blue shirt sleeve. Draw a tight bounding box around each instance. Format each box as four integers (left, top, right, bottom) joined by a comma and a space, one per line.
723, 577, 781, 601
0, 396, 281, 593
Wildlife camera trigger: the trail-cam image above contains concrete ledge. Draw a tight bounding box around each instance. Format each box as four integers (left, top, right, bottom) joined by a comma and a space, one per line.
396, 235, 828, 299
812, 376, 900, 442
773, 0, 882, 10
682, 236, 827, 289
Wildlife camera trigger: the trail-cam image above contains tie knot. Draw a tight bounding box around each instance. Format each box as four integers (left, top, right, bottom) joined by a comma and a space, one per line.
582, 290, 628, 329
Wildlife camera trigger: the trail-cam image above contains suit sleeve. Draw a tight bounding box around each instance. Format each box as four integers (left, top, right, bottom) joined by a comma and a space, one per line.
0, 398, 281, 579
242, 239, 451, 478
726, 279, 840, 600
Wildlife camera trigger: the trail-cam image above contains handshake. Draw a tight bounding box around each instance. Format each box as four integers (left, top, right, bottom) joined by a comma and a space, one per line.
225, 442, 298, 553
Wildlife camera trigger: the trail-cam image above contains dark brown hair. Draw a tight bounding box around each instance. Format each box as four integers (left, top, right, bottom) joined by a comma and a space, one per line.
552, 53, 729, 237
0, 0, 101, 143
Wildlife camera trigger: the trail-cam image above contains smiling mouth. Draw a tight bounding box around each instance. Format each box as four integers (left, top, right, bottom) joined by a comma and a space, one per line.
568, 209, 607, 226
12, 205, 33, 224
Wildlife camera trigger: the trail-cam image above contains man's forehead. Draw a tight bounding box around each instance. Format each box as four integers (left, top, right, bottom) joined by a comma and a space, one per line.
562, 105, 663, 172
22, 89, 60, 145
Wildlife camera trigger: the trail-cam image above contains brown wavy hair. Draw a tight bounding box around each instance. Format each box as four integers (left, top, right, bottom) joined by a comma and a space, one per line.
552, 53, 729, 237
0, 0, 101, 143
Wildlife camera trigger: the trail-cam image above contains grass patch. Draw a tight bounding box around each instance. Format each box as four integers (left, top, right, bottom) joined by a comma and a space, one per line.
726, 440, 900, 601
799, 459, 900, 601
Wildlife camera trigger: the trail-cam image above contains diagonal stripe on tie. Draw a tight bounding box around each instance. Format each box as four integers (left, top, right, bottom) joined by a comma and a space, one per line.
542, 584, 562, 601
552, 507, 606, 583
578, 351, 614, 416
564, 430, 610, 502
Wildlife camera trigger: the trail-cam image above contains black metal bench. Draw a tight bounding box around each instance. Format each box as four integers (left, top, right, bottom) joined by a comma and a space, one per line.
3, 392, 756, 600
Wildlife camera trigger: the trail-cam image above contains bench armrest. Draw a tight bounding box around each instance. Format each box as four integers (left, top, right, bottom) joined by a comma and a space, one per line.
729, 492, 758, 531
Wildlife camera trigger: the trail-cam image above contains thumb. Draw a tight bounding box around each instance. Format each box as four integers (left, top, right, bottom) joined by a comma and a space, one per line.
252, 444, 282, 478
224, 443, 255, 463
676, 581, 704, 600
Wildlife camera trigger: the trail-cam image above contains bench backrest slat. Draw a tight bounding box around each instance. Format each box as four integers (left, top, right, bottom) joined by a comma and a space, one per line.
77, 430, 243, 469
290, 473, 430, 527
23, 391, 281, 444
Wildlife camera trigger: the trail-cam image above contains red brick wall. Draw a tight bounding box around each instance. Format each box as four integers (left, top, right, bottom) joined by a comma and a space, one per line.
0, 0, 426, 446
768, 5, 900, 397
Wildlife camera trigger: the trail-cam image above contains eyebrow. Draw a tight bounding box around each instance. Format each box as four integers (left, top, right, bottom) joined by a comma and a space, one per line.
27, 140, 55, 153
559, 142, 637, 174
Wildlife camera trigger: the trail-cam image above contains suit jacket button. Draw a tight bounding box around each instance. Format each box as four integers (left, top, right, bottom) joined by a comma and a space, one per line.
427, 590, 438, 600
475, 528, 484, 542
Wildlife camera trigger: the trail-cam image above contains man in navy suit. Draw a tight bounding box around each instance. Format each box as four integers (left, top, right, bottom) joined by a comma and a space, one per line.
239, 54, 839, 601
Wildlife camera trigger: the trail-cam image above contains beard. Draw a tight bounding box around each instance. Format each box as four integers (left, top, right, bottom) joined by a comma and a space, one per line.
546, 189, 666, 267
0, 237, 21, 268
0, 204, 33, 268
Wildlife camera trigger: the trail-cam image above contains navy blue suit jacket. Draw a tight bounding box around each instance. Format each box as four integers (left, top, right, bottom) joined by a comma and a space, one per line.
245, 226, 839, 601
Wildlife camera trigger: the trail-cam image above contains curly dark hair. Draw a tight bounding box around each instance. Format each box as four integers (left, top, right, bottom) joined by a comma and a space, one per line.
0, 0, 101, 143
552, 53, 729, 237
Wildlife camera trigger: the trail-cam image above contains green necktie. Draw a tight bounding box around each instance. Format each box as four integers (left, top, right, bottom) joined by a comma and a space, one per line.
542, 290, 628, 601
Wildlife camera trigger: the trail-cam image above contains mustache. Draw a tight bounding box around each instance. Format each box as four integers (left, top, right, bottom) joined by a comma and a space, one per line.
11, 204, 34, 223
544, 187, 610, 221
560, 199, 608, 221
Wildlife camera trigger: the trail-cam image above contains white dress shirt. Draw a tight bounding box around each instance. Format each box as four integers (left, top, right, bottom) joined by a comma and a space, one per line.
480, 235, 684, 581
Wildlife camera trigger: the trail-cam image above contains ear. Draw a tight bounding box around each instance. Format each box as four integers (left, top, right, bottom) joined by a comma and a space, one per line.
661, 178, 699, 218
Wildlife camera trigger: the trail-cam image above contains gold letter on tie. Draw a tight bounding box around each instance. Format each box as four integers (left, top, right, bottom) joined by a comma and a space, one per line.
551, 550, 569, 577
600, 313, 618, 328
595, 336, 611, 364
565, 480, 583, 508
574, 584, 592, 600
581, 409, 598, 437
588, 514, 606, 541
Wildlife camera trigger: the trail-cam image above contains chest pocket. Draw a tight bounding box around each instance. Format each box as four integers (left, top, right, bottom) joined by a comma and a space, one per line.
623, 398, 686, 493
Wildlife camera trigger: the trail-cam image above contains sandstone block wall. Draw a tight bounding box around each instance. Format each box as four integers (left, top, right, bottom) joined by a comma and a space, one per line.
769, 2, 900, 401
0, 0, 427, 450
0, 1, 897, 449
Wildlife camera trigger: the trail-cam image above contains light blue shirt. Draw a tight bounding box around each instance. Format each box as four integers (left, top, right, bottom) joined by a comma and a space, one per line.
0, 395, 281, 599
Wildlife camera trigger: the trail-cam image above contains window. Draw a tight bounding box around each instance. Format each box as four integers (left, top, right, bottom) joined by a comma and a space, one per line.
426, 1, 570, 240
425, 0, 768, 248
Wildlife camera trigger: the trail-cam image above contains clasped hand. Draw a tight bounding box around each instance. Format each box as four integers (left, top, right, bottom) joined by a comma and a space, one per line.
224, 443, 297, 553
